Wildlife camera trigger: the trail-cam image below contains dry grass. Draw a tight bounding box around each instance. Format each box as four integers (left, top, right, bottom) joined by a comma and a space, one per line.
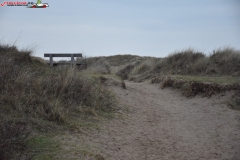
151, 75, 240, 97
77, 57, 110, 74
109, 47, 240, 102
210, 47, 240, 75
0, 43, 116, 121
113, 47, 240, 98
0, 43, 117, 159
131, 58, 156, 75
1, 67, 116, 122
172, 75, 240, 85
0, 117, 33, 160
115, 47, 240, 82
2, 43, 239, 158
115, 63, 136, 80
104, 54, 142, 66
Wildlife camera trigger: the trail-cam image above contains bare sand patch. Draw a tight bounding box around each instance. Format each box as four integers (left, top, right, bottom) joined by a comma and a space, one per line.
57, 81, 240, 160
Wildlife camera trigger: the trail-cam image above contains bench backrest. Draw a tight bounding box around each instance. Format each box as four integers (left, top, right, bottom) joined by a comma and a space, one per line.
44, 54, 82, 57
44, 53, 82, 67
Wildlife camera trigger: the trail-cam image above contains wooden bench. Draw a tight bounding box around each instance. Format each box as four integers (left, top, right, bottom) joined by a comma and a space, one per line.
44, 53, 82, 67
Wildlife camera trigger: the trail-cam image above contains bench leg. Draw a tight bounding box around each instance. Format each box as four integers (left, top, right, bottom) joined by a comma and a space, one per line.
50, 54, 53, 67
71, 54, 75, 67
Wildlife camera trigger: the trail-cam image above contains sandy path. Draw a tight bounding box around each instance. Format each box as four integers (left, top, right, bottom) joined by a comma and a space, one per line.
59, 81, 240, 160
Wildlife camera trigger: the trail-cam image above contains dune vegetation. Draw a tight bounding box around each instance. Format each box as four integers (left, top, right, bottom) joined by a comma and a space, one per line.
1, 43, 239, 159
0, 43, 118, 159
116, 48, 240, 79
115, 48, 240, 97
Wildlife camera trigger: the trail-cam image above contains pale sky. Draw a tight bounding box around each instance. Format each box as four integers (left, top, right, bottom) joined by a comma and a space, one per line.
0, 0, 240, 60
